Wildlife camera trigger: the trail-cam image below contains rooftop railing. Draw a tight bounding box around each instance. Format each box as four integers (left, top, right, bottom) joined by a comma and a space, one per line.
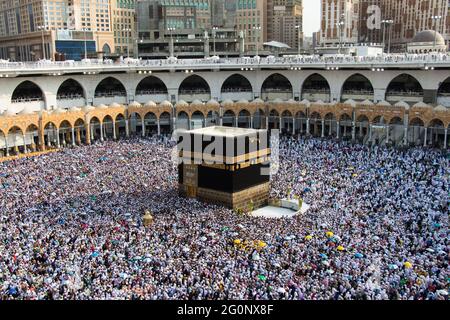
0, 53, 449, 73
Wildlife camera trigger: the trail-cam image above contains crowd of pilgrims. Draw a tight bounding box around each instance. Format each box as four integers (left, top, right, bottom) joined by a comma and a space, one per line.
0, 134, 448, 300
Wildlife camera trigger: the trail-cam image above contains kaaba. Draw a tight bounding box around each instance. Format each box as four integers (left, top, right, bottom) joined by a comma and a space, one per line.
177, 126, 271, 211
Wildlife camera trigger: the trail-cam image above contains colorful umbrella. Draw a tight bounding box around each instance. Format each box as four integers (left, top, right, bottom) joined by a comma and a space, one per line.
257, 240, 267, 249
404, 262, 413, 269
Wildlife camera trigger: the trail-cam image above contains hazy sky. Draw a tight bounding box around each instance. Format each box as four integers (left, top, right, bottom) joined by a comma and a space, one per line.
303, 0, 321, 36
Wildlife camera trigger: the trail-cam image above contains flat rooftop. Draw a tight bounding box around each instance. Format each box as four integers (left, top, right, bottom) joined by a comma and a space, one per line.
189, 126, 262, 138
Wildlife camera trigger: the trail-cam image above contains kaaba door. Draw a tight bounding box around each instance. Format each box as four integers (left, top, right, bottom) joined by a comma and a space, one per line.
186, 186, 197, 198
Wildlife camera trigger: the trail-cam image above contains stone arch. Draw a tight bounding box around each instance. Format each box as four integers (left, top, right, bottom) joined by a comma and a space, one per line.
178, 75, 211, 102
58, 120, 73, 146
324, 112, 337, 137
135, 76, 168, 96
237, 109, 251, 128
222, 109, 236, 127
437, 77, 450, 107
115, 113, 126, 123
74, 118, 86, 145
427, 119, 446, 148
310, 111, 321, 120
129, 112, 143, 136
268, 109, 280, 130
355, 115, 370, 139
102, 43, 111, 54
428, 118, 445, 129
408, 117, 426, 146
43, 122, 58, 148
261, 73, 293, 101
221, 74, 253, 97
341, 74, 374, 102
102, 115, 115, 139
11, 80, 45, 104
389, 116, 403, 125
294, 110, 307, 134
281, 110, 293, 133
356, 115, 369, 122
192, 110, 205, 129
386, 74, 423, 104
252, 108, 265, 129
372, 115, 386, 125
144, 111, 158, 135
409, 117, 425, 127
25, 124, 39, 152
89, 116, 102, 141
115, 114, 127, 138
206, 110, 220, 127
309, 112, 322, 136
57, 78, 86, 102
338, 113, 353, 138
339, 113, 352, 122
301, 73, 330, 102
0, 129, 6, 156
177, 111, 190, 130
7, 126, 25, 154
94, 77, 127, 98
159, 111, 172, 134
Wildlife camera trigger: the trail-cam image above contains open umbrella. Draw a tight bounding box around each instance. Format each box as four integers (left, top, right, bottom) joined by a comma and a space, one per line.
404, 262, 413, 269
326, 231, 334, 238
337, 245, 345, 251
354, 253, 364, 258
305, 235, 313, 241
257, 240, 267, 249
388, 264, 398, 270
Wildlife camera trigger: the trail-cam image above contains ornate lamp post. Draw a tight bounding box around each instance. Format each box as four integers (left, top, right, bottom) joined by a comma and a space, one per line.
253, 26, 261, 57
37, 25, 48, 60
295, 25, 301, 56
336, 14, 345, 54
381, 19, 394, 54
432, 15, 442, 51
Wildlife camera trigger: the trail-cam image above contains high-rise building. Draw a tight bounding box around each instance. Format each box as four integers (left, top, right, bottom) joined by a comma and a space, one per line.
357, 0, 383, 44
321, 0, 450, 52
136, 0, 303, 57
320, 0, 360, 47
0, 0, 116, 61
267, 0, 303, 50
112, 0, 137, 57
235, 0, 267, 52
382, 0, 449, 52
136, 0, 239, 58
